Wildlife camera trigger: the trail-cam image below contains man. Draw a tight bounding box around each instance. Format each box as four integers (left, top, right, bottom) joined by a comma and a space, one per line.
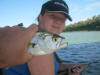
28, 0, 82, 75
2, 0, 83, 75
0, 24, 38, 68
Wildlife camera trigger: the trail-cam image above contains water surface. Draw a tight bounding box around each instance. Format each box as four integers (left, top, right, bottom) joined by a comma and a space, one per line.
57, 31, 100, 75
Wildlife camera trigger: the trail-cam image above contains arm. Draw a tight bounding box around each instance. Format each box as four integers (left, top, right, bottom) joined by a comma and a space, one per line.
28, 54, 55, 75
58, 64, 83, 75
54, 53, 85, 75
0, 24, 38, 68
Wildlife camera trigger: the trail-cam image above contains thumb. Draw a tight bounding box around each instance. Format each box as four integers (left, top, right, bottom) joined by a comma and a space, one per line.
23, 52, 33, 63
24, 24, 38, 42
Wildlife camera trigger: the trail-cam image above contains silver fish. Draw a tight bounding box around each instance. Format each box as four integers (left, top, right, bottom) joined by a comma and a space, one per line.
28, 32, 67, 56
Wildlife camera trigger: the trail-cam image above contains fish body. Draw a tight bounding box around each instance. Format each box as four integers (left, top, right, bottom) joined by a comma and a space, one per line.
28, 32, 67, 56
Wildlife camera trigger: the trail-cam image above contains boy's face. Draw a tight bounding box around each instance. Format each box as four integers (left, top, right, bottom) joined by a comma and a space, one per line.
38, 11, 66, 34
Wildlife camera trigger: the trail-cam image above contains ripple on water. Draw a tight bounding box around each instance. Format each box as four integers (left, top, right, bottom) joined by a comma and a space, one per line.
57, 42, 100, 75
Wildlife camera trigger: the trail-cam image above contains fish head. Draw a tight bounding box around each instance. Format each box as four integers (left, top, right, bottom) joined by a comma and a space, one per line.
28, 32, 67, 56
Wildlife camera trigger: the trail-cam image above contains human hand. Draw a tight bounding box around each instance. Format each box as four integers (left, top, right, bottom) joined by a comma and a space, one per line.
0, 24, 38, 68
69, 64, 82, 75
70, 64, 88, 75
58, 64, 85, 75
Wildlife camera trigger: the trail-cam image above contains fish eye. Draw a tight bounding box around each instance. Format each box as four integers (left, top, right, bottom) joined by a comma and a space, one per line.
29, 43, 36, 48
32, 43, 36, 48
52, 37, 58, 42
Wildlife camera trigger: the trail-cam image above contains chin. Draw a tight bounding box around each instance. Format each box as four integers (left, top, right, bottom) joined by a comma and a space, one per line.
47, 29, 62, 34
49, 31, 61, 34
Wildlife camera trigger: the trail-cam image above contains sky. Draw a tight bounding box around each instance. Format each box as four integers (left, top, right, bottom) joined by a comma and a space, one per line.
0, 0, 100, 27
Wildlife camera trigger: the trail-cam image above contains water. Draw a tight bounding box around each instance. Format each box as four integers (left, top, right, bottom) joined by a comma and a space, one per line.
60, 31, 100, 45
57, 31, 100, 75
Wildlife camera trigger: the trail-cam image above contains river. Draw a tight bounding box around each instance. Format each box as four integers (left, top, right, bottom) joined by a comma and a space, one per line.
56, 31, 100, 75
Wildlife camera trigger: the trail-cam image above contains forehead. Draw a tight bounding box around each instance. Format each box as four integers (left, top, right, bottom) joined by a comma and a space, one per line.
44, 11, 66, 18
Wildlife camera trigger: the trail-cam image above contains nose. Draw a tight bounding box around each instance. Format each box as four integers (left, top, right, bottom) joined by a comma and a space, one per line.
54, 18, 62, 25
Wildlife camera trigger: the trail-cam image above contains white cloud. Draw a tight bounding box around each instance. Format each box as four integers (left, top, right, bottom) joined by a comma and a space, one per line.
88, 2, 100, 7
85, 0, 99, 2
85, 2, 100, 11
68, 0, 100, 25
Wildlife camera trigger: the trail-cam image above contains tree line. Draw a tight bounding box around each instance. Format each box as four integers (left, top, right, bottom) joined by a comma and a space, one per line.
63, 14, 100, 32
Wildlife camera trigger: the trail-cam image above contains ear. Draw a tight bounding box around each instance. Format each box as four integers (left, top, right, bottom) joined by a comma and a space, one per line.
38, 14, 42, 22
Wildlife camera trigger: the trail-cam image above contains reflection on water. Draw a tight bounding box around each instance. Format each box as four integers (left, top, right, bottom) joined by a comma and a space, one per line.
56, 42, 100, 75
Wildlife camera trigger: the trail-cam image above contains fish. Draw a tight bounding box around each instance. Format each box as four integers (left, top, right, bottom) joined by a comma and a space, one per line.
28, 32, 67, 56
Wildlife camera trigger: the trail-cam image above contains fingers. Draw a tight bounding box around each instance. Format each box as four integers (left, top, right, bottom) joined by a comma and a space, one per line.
23, 24, 38, 42
23, 52, 33, 63
12, 24, 26, 30
70, 64, 82, 73
4, 26, 10, 28
1, 26, 11, 31
27, 24, 38, 32
71, 66, 81, 73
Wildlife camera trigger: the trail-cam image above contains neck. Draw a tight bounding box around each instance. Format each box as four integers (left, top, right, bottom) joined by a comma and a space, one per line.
38, 26, 45, 32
